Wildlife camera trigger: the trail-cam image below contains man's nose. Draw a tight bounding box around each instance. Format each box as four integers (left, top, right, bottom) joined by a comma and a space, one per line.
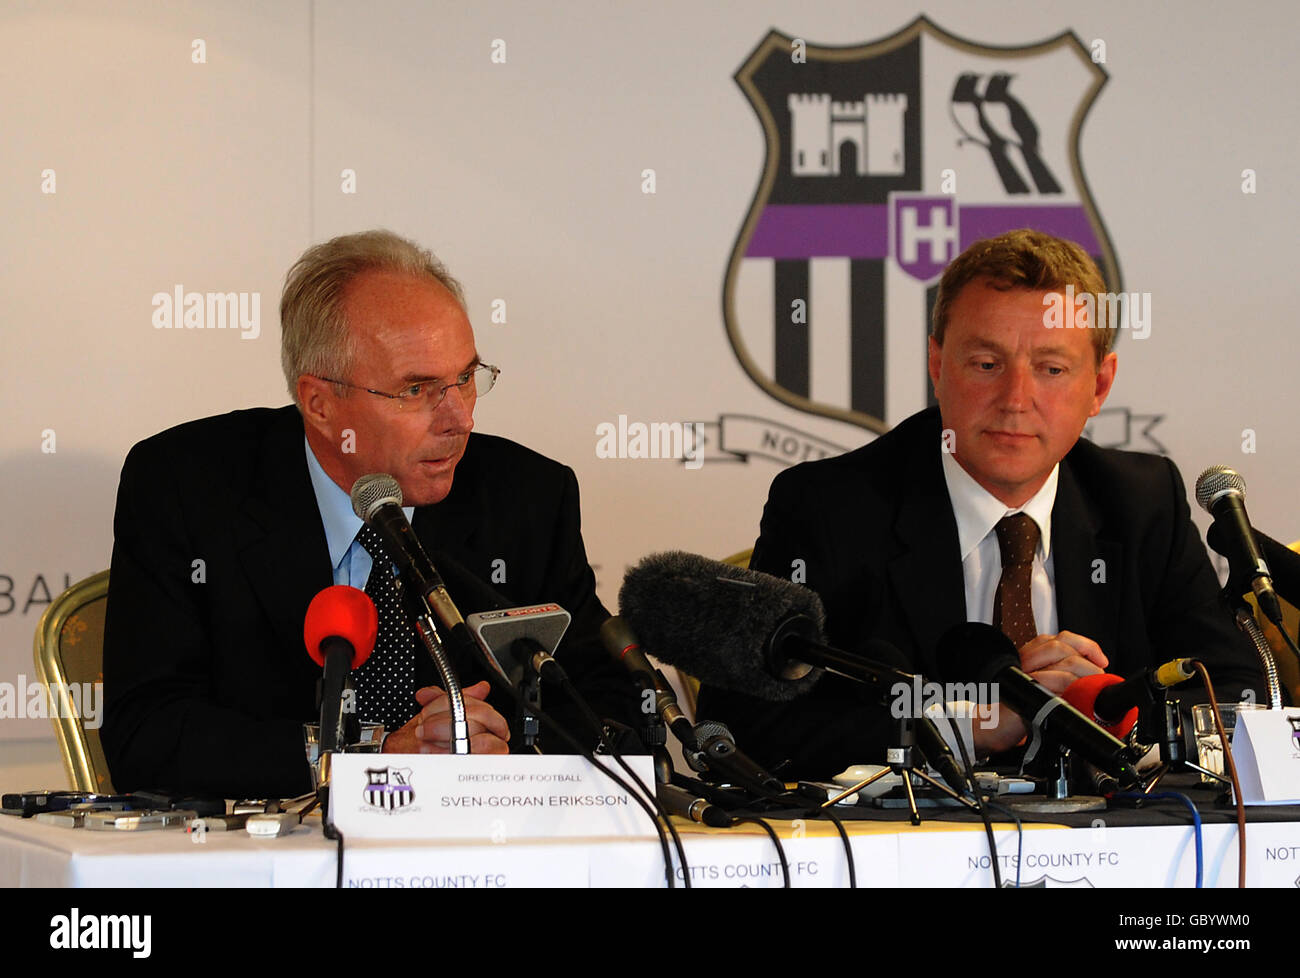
433, 383, 475, 431
998, 362, 1033, 410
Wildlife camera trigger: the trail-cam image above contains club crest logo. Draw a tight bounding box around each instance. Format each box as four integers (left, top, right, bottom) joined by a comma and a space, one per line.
363, 766, 415, 812
724, 17, 1122, 434
1006, 875, 1096, 888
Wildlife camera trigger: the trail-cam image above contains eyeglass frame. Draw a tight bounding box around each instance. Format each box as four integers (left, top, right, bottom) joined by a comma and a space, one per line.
312, 362, 500, 409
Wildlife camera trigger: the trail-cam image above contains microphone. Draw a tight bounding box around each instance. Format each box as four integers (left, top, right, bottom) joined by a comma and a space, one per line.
618, 551, 827, 701
600, 616, 699, 753
656, 782, 734, 828
1061, 659, 1197, 738
350, 474, 487, 732
619, 551, 915, 696
1060, 674, 1139, 738
1196, 465, 1284, 626
1209, 523, 1300, 604
350, 474, 465, 627
692, 720, 788, 798
468, 603, 572, 685
619, 552, 974, 790
303, 586, 378, 754
934, 622, 1140, 785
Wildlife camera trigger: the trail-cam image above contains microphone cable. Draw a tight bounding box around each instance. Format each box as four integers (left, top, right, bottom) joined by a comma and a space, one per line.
942, 711, 1003, 889
1113, 791, 1204, 888
540, 657, 692, 887
730, 816, 791, 887
982, 801, 1024, 889
473, 644, 690, 888
1190, 664, 1246, 888
809, 804, 858, 888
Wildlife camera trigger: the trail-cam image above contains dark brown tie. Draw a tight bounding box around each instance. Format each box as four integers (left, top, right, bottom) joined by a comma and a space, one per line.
992, 513, 1040, 650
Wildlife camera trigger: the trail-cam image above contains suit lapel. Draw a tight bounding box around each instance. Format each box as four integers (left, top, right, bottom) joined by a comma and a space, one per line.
1051, 458, 1121, 658
412, 433, 480, 557
887, 429, 967, 677
234, 409, 333, 658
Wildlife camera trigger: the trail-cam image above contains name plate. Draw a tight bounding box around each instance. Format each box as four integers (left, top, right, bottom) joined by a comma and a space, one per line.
327, 753, 657, 840
1232, 709, 1300, 805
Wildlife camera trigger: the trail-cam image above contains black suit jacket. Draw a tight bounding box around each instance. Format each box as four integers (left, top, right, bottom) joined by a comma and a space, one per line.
102, 406, 632, 798
697, 407, 1264, 781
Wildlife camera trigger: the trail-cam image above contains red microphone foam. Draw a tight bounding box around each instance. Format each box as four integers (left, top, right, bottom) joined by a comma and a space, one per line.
1061, 672, 1138, 739
304, 585, 378, 670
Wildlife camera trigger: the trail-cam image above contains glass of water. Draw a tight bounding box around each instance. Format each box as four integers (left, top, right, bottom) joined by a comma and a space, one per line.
1191, 702, 1265, 784
303, 722, 384, 789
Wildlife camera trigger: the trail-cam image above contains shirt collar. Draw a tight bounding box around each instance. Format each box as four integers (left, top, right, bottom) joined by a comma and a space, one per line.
304, 436, 414, 571
939, 448, 1058, 563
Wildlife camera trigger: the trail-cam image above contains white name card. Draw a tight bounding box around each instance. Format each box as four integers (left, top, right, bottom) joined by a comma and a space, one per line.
327, 753, 658, 840
1231, 709, 1300, 805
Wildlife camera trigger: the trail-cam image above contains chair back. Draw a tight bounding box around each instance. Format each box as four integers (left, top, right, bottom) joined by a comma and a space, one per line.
32, 570, 114, 793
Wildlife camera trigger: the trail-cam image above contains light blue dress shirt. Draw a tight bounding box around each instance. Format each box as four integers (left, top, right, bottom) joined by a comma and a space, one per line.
303, 436, 415, 588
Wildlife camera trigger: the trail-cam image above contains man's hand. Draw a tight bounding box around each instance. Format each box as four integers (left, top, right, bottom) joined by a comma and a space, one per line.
971, 631, 1109, 756
1018, 630, 1108, 694
381, 680, 511, 754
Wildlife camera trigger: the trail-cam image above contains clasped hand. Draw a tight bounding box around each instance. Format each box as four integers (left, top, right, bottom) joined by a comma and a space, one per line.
381, 680, 511, 754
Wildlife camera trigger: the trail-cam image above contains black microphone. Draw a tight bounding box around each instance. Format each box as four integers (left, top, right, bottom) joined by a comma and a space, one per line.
600, 616, 699, 753
1094, 660, 1196, 725
692, 720, 788, 799
935, 622, 1140, 785
1196, 465, 1284, 626
350, 474, 460, 622
350, 473, 491, 694
1208, 523, 1300, 607
656, 782, 734, 828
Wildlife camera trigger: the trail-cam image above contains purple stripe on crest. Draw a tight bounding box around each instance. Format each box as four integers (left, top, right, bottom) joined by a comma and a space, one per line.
746, 205, 890, 259
959, 206, 1099, 253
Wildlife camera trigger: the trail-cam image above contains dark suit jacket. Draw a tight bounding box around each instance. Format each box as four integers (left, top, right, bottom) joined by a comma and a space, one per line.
102, 406, 633, 799
697, 407, 1264, 781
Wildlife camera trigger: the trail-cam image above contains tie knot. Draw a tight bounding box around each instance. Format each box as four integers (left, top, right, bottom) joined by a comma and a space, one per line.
356, 524, 386, 560
994, 513, 1039, 567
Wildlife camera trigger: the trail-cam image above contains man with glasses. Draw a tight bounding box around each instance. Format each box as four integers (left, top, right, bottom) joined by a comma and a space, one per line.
103, 230, 629, 799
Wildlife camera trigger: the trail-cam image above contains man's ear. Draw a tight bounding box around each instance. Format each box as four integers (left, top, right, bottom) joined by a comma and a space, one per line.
297, 375, 333, 435
927, 336, 943, 392
1090, 352, 1118, 416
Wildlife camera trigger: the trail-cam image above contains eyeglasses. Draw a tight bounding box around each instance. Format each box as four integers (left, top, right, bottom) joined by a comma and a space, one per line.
316, 363, 500, 409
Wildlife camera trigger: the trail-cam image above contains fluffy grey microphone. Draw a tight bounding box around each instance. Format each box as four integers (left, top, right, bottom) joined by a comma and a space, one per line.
617, 550, 826, 702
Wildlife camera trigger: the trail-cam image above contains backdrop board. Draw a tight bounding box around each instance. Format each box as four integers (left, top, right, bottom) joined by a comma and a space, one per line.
1, 3, 1295, 779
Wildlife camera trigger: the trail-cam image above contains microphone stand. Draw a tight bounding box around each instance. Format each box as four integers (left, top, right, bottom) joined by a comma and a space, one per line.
1012, 737, 1111, 813
1221, 584, 1283, 709
820, 716, 978, 824
509, 638, 543, 750
1137, 696, 1228, 791
412, 612, 470, 754
393, 571, 470, 754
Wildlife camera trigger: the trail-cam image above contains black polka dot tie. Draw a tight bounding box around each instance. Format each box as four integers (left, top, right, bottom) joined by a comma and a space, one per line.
351, 525, 421, 732
992, 513, 1040, 651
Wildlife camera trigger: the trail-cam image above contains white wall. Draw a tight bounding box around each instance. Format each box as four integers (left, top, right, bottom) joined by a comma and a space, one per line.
2, 1, 1295, 770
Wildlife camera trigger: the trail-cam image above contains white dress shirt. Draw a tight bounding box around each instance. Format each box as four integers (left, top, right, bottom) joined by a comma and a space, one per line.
939, 446, 1060, 639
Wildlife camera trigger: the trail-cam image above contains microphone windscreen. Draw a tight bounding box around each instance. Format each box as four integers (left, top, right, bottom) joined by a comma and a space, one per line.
1061, 672, 1137, 738
934, 621, 1019, 685
304, 585, 379, 669
618, 550, 825, 702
